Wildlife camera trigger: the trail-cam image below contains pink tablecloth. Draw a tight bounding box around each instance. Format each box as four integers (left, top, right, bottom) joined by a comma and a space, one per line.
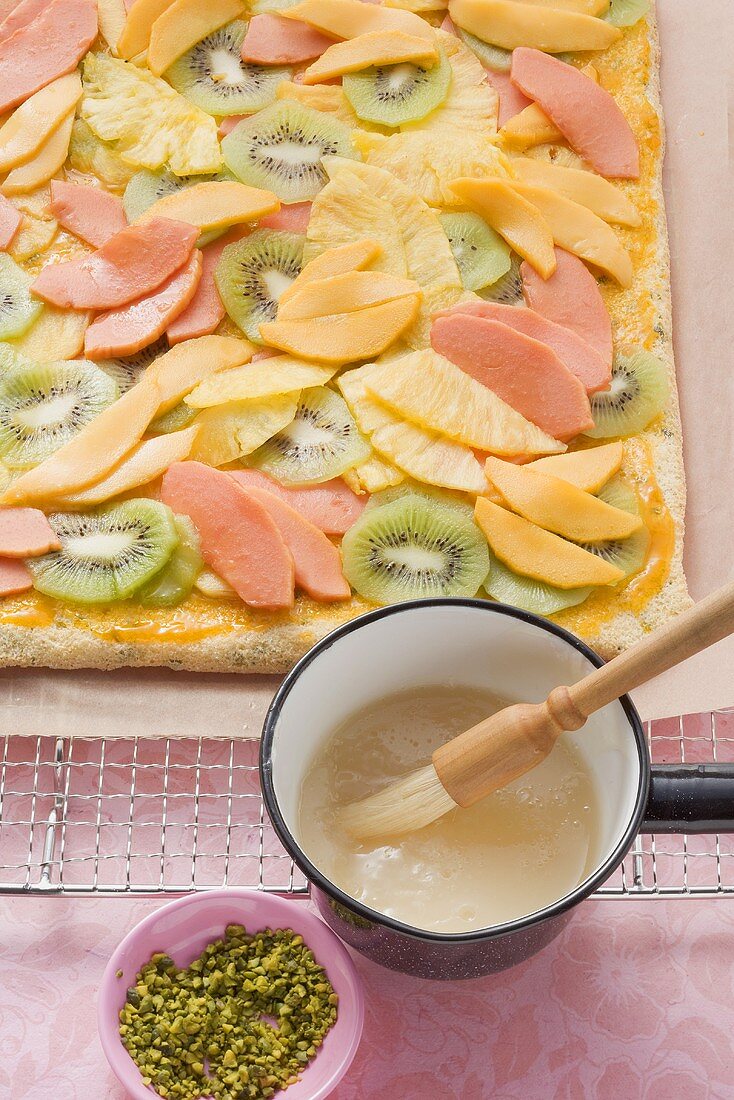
1, 895, 733, 1099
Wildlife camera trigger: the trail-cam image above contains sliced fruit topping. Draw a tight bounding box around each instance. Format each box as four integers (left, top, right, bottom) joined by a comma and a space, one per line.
281, 0, 436, 43
479, 252, 524, 305
0, 507, 61, 557
578, 475, 650, 577
160, 460, 295, 609
147, 0, 246, 77
0, 0, 97, 114
48, 181, 126, 248
6, 190, 58, 264
84, 251, 203, 359
526, 440, 623, 492
0, 254, 42, 339
343, 48, 450, 127
222, 101, 356, 204
138, 514, 203, 607
215, 228, 304, 342
343, 453, 404, 495
510, 157, 641, 227
500, 100, 564, 150
437, 299, 611, 393
167, 227, 248, 345
67, 117, 137, 192
195, 567, 236, 599
118, 0, 179, 59
455, 27, 512, 73
449, 177, 556, 278
261, 294, 421, 363
366, 349, 565, 455
278, 238, 382, 307
185, 355, 332, 408
0, 72, 82, 173
248, 385, 371, 484
0, 358, 118, 468
1, 110, 75, 195
135, 181, 280, 232
585, 351, 669, 439
484, 549, 592, 616
474, 496, 624, 588
605, 0, 649, 28
96, 337, 169, 393
510, 48, 639, 178
81, 53, 222, 177
123, 168, 220, 225
0, 557, 33, 595
0, 194, 22, 250
485, 455, 641, 541
521, 246, 612, 367
189, 394, 297, 466
260, 201, 312, 234
241, 13, 336, 65
341, 493, 489, 603
439, 213, 511, 293
146, 335, 256, 409
149, 402, 199, 435
447, 0, 620, 53
31, 218, 199, 311
167, 19, 291, 116
485, 69, 531, 127
7, 306, 89, 364
28, 499, 180, 604
276, 269, 421, 321
304, 31, 438, 85
228, 468, 365, 533
406, 30, 498, 139
429, 317, 591, 442
0, 0, 50, 45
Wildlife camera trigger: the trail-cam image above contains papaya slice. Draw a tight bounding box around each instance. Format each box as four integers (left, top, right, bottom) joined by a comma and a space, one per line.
449, 177, 556, 278
526, 441, 623, 492
260, 294, 421, 363
135, 181, 279, 232
277, 270, 420, 321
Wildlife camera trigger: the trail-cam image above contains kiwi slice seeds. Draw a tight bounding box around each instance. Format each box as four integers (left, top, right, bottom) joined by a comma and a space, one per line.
577, 476, 650, 578
439, 212, 512, 292
585, 350, 669, 439
478, 252, 524, 305
166, 20, 290, 116
343, 50, 451, 128
248, 386, 371, 484
215, 228, 304, 342
0, 255, 43, 341
342, 493, 489, 604
28, 500, 179, 603
96, 337, 168, 392
484, 550, 592, 616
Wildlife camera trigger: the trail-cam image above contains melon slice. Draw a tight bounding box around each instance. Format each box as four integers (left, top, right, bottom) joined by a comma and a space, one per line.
118, 0, 175, 59
1, 111, 75, 195
474, 496, 623, 588
511, 157, 641, 227
279, 238, 382, 307
0, 192, 21, 249
277, 270, 420, 321
447, 0, 620, 52
282, 0, 436, 42
148, 334, 256, 412
0, 557, 33, 595
303, 30, 437, 83
449, 177, 556, 278
526, 442, 623, 492
147, 0, 246, 76
521, 246, 612, 367
185, 356, 334, 408
0, 72, 82, 172
260, 295, 421, 363
189, 395, 298, 467
167, 227, 248, 344
135, 181, 280, 232
0, 0, 97, 114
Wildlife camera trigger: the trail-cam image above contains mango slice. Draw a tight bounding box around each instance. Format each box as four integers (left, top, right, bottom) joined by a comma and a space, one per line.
499, 63, 598, 149
186, 356, 335, 408
511, 157, 641, 227
147, 0, 246, 76
449, 177, 556, 278
519, 0, 609, 12
0, 73, 82, 172
302, 31, 438, 84
283, 0, 437, 42
97, 0, 128, 56
448, 0, 621, 52
118, 0, 176, 60
190, 395, 299, 467
147, 335, 256, 412
509, 180, 633, 286
475, 497, 624, 588
2, 112, 74, 195
279, 239, 382, 307
526, 442, 623, 492
277, 270, 421, 321
364, 349, 564, 455
260, 295, 421, 364
485, 456, 642, 541
136, 181, 279, 231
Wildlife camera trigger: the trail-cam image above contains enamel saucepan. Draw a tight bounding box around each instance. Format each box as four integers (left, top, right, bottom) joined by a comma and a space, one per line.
260, 600, 734, 980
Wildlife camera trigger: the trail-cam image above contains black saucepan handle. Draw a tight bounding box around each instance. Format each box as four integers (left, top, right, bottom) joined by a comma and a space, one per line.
642, 764, 734, 833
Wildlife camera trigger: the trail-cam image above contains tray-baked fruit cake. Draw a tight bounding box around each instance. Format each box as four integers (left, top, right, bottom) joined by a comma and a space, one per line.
0, 0, 689, 671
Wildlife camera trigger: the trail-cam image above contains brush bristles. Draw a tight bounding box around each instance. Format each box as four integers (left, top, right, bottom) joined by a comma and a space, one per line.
339, 764, 458, 841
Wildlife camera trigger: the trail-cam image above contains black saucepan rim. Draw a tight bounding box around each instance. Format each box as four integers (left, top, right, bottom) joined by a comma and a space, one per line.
260, 598, 650, 945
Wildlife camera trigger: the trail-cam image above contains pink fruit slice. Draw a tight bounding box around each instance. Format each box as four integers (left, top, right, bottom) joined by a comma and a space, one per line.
0, 507, 61, 556
218, 115, 247, 137
0, 192, 21, 249
160, 461, 295, 610
167, 227, 248, 345
0, 0, 48, 45
31, 218, 199, 310
241, 13, 335, 64
437, 299, 610, 394
485, 69, 531, 128
259, 202, 312, 234
510, 48, 639, 179
431, 314, 593, 442
49, 180, 127, 248
0, 0, 98, 112
0, 557, 33, 595
84, 251, 202, 358
238, 483, 350, 601
521, 246, 613, 368
229, 469, 365, 534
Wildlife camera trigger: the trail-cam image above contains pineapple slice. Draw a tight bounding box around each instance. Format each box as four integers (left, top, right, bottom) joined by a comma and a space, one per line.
364, 349, 565, 455
339, 367, 486, 493
343, 453, 405, 494
308, 157, 462, 347
80, 54, 221, 176
7, 188, 58, 264
68, 118, 137, 192
190, 395, 299, 467
403, 32, 497, 137
185, 356, 335, 409
276, 81, 389, 134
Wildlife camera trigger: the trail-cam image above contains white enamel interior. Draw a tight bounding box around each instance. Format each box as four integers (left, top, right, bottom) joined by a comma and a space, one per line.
269, 604, 643, 927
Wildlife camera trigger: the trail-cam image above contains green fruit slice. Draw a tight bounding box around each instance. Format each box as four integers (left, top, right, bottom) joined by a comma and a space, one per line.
606, 0, 649, 28
96, 337, 168, 393
29, 500, 179, 604
122, 170, 228, 247
484, 550, 592, 616
138, 516, 203, 607
455, 27, 512, 72
577, 476, 650, 577
585, 350, 669, 439
149, 401, 199, 435
342, 493, 489, 604
215, 228, 304, 343
0, 254, 43, 340
477, 252, 524, 304
439, 212, 512, 292
343, 49, 451, 127
366, 481, 474, 518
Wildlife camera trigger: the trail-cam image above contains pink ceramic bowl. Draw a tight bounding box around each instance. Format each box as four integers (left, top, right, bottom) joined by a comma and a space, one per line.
97, 889, 364, 1100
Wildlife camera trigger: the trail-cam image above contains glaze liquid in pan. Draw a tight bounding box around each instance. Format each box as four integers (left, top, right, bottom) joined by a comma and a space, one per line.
298, 686, 600, 933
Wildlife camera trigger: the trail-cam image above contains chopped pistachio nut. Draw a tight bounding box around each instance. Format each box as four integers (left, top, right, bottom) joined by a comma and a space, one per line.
119, 925, 338, 1100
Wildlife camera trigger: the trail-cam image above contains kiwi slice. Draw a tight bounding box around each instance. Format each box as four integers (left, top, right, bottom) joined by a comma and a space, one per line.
366, 481, 474, 518
576, 476, 650, 578
222, 101, 355, 203
248, 386, 371, 484
606, 0, 649, 28
439, 212, 512, 293
455, 27, 512, 72
343, 50, 451, 128
0, 360, 118, 468
215, 228, 304, 342
149, 401, 198, 435
478, 251, 524, 305
166, 20, 290, 117
0, 255, 43, 341
138, 516, 202, 607
122, 170, 228, 247
28, 500, 179, 604
484, 550, 592, 616
96, 337, 168, 392
342, 493, 489, 604
585, 350, 669, 439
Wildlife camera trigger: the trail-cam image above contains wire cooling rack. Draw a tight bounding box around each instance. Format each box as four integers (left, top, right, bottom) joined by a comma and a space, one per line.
0, 711, 733, 897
